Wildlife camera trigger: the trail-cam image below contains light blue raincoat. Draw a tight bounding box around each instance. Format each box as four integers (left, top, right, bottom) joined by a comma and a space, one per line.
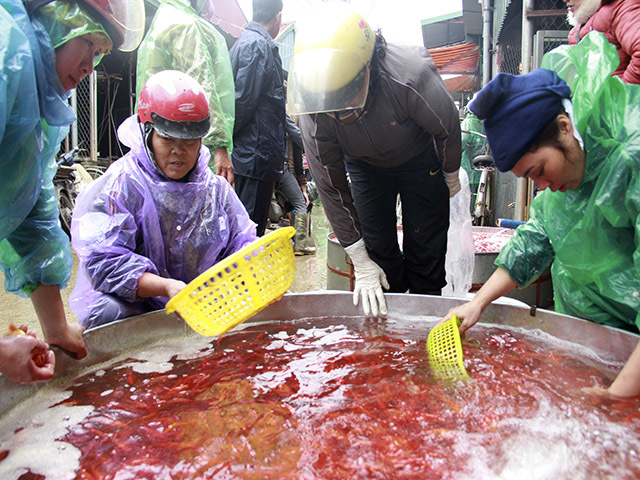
496, 33, 640, 332
70, 115, 257, 328
0, 0, 77, 295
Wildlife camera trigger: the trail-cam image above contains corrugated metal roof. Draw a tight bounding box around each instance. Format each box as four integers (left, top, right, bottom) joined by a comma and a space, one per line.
428, 41, 480, 74
494, 0, 514, 41
428, 41, 480, 94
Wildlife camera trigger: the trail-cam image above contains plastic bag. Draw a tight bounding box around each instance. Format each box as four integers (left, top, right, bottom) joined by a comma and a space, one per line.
443, 169, 474, 297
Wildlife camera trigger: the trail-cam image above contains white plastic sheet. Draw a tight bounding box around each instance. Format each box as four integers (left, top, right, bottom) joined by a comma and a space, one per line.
443, 169, 475, 297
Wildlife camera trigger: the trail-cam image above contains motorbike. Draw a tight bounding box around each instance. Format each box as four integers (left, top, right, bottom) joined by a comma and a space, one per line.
54, 148, 93, 235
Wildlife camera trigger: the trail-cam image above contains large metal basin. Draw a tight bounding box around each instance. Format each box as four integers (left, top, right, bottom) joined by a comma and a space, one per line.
1, 292, 636, 416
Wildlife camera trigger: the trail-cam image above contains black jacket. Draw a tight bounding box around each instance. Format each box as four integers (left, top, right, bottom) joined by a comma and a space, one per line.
299, 43, 461, 246
230, 21, 285, 181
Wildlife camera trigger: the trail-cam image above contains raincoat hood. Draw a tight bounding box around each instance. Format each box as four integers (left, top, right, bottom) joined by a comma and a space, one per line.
34, 0, 112, 57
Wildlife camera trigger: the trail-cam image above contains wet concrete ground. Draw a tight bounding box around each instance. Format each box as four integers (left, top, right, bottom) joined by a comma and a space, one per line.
0, 205, 334, 340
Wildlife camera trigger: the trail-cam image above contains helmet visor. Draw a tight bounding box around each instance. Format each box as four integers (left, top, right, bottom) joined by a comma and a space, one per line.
287, 49, 370, 115
83, 0, 146, 52
151, 113, 210, 140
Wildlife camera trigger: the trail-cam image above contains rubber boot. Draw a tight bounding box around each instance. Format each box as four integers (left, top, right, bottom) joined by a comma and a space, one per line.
293, 213, 316, 255
305, 212, 316, 251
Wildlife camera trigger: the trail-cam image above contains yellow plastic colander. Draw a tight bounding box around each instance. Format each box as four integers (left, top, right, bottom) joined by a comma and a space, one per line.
166, 227, 296, 336
426, 314, 469, 381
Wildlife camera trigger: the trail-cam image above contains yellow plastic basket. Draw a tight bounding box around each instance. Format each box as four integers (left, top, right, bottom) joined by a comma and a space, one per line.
426, 314, 469, 381
166, 227, 296, 336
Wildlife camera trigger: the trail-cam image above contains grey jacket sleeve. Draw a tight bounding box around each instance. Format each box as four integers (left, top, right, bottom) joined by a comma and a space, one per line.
299, 114, 362, 247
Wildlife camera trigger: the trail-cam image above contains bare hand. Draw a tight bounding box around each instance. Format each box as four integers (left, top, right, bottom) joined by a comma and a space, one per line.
166, 279, 187, 299
580, 384, 637, 401
300, 184, 310, 207
0, 334, 55, 383
214, 147, 234, 186
44, 322, 87, 360
30, 285, 88, 360
437, 301, 484, 333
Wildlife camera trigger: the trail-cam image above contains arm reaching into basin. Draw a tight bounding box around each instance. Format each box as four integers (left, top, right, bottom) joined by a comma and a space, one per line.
584, 341, 640, 399
31, 285, 87, 360
438, 267, 517, 333
608, 342, 640, 397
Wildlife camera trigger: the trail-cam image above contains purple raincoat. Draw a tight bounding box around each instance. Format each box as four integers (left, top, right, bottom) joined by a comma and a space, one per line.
70, 115, 257, 328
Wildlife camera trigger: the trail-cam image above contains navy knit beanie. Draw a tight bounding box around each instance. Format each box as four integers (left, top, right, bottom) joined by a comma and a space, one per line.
468, 69, 571, 172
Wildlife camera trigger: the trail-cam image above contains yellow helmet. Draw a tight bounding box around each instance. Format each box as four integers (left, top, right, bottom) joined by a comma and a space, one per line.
287, 3, 375, 115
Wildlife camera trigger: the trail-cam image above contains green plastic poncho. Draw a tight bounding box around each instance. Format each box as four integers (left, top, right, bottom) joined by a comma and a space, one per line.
0, 0, 74, 296
0, 0, 111, 296
136, 0, 235, 159
496, 32, 640, 332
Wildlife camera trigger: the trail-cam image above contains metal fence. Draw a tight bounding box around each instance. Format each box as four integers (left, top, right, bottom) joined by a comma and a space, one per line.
497, 0, 571, 75
69, 72, 96, 163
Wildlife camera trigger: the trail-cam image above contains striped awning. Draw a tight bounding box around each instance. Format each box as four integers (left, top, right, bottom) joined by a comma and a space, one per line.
428, 41, 480, 93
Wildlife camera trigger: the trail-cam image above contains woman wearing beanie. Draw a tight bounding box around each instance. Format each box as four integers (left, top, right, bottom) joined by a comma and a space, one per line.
439, 32, 640, 398
0, 0, 144, 384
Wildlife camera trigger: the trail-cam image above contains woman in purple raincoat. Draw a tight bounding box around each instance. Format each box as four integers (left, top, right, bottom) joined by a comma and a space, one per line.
70, 70, 257, 328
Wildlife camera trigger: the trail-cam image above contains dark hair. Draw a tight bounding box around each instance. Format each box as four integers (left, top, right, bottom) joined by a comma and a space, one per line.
528, 108, 566, 153
253, 0, 282, 23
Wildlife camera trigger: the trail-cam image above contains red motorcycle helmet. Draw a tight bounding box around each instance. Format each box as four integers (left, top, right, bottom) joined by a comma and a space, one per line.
137, 70, 210, 140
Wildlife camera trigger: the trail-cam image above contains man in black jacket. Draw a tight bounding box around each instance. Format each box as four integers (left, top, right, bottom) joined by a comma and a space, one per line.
230, 0, 285, 236
288, 4, 462, 316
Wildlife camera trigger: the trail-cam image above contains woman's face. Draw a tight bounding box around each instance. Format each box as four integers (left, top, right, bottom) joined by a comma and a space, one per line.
55, 35, 104, 91
150, 131, 201, 180
511, 115, 586, 193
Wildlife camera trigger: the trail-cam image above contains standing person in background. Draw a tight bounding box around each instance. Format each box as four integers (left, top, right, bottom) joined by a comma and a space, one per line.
136, 0, 236, 184
565, 0, 640, 84
280, 112, 316, 255
287, 4, 462, 317
230, 0, 285, 236
0, 0, 145, 382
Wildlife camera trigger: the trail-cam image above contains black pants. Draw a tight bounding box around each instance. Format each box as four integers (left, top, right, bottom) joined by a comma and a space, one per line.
345, 143, 449, 294
234, 174, 275, 236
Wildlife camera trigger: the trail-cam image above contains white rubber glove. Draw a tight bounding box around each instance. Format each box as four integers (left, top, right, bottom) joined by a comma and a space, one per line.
344, 239, 390, 316
444, 169, 461, 198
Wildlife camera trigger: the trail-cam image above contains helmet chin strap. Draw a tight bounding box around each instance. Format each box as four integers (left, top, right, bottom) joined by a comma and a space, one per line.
141, 122, 161, 170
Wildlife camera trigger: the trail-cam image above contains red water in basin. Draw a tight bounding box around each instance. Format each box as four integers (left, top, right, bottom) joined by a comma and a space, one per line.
9, 318, 640, 479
